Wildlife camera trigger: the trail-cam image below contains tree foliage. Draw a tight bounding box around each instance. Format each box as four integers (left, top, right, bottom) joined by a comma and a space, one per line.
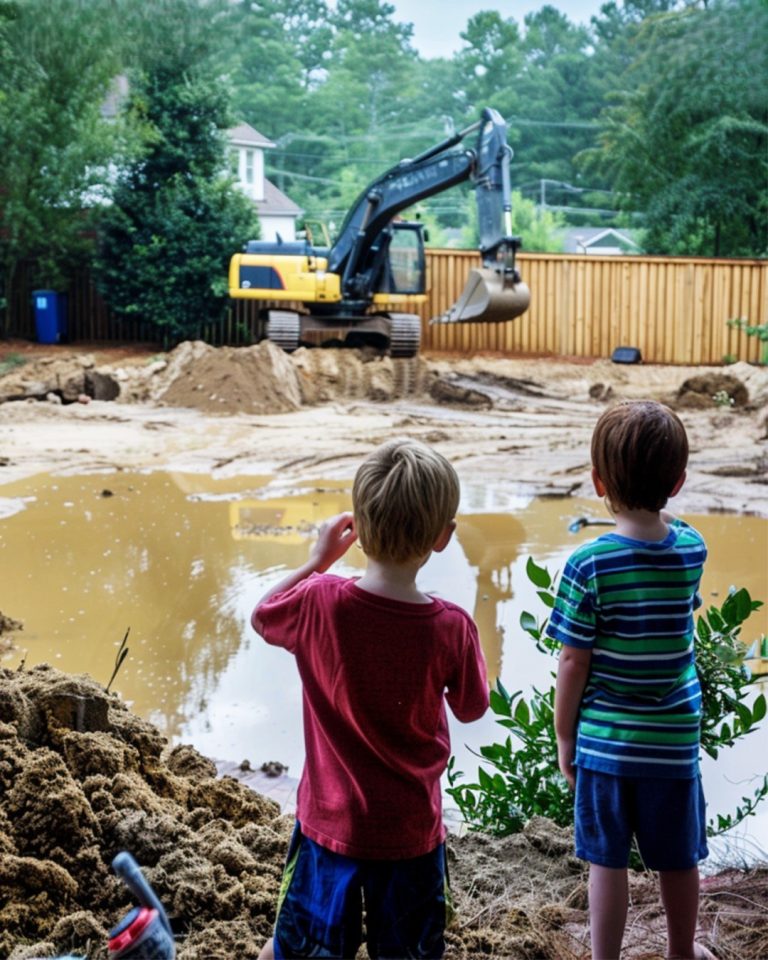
0, 0, 121, 325
583, 0, 768, 256
93, 0, 258, 341
4, 0, 765, 337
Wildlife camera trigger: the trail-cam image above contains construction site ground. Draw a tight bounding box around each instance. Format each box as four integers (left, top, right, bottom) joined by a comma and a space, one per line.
0, 339, 767, 959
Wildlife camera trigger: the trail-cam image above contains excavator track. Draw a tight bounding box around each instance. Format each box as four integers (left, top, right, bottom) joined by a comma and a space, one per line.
388, 314, 422, 358
265, 311, 301, 352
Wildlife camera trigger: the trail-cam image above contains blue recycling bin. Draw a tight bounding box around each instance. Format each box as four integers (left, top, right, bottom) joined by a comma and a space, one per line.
32, 289, 67, 344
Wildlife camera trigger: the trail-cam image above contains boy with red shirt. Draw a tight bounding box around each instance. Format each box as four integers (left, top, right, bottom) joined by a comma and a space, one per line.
253, 438, 489, 959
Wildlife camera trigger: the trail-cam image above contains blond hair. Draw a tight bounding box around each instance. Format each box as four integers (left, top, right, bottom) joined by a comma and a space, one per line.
591, 400, 688, 512
352, 439, 460, 563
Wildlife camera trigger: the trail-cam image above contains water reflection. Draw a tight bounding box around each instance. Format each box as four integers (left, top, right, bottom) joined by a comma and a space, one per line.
1, 470, 766, 858
454, 515, 525, 681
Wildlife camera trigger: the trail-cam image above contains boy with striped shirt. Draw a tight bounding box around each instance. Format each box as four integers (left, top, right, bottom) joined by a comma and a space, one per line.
547, 400, 715, 960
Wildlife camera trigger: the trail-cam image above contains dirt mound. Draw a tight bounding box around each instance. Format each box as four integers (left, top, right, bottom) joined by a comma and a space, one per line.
149, 340, 303, 415
0, 612, 22, 657
287, 347, 431, 404
0, 612, 22, 636
677, 372, 750, 409
0, 664, 287, 960
0, 354, 100, 404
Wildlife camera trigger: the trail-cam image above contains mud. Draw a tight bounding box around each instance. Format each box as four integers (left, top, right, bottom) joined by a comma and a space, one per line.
0, 665, 287, 960
1, 341, 767, 519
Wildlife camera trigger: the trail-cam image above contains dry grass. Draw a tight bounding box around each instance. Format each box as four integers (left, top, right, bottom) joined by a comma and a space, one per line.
444, 821, 768, 959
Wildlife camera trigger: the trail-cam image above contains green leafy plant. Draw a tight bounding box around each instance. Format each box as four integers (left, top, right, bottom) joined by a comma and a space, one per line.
727, 317, 768, 365
447, 559, 767, 841
713, 389, 735, 408
696, 589, 766, 758
0, 353, 26, 377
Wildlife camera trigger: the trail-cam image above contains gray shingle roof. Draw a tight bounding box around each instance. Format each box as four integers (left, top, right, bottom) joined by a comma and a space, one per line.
253, 178, 302, 216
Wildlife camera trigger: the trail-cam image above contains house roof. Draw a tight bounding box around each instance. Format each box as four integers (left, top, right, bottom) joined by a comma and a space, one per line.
253, 178, 302, 217
229, 123, 276, 149
561, 227, 640, 253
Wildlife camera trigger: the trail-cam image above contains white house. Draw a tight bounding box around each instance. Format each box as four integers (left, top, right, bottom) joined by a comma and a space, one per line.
561, 226, 641, 255
228, 122, 302, 242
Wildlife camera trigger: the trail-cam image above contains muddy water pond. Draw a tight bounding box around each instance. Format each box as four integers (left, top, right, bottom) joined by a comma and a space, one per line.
2, 469, 767, 862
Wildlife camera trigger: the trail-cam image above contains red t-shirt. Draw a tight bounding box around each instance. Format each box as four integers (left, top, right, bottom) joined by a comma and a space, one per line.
253, 573, 489, 860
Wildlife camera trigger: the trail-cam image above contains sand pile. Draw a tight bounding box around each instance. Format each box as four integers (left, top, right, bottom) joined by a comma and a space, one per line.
0, 354, 119, 404
0, 664, 288, 960
148, 340, 303, 415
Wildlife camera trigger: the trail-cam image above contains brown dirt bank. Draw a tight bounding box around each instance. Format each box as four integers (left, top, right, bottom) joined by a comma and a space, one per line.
1, 666, 766, 960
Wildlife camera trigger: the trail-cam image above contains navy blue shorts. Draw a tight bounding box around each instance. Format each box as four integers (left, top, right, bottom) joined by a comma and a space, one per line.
273, 823, 450, 959
574, 767, 709, 871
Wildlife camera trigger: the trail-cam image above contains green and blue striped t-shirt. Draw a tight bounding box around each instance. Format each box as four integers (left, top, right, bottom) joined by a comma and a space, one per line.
546, 519, 707, 779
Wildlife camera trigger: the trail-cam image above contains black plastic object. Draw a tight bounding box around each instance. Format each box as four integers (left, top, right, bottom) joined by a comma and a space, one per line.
611, 346, 642, 364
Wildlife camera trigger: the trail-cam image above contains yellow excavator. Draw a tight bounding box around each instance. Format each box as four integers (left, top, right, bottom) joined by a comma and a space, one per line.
228, 107, 530, 357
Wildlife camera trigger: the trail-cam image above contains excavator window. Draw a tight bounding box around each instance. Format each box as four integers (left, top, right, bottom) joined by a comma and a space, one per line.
387, 223, 426, 295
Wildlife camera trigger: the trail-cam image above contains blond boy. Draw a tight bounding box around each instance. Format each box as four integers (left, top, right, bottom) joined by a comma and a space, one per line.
253, 439, 488, 959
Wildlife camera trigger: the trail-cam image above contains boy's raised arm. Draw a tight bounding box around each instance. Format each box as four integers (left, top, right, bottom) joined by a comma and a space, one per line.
252, 512, 356, 634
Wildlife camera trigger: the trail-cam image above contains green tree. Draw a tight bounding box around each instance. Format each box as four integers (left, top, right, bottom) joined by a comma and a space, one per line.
0, 0, 122, 331
584, 0, 768, 256
453, 11, 524, 122
94, 0, 259, 343
461, 190, 564, 252
228, 0, 329, 138
276, 0, 423, 231
515, 7, 606, 201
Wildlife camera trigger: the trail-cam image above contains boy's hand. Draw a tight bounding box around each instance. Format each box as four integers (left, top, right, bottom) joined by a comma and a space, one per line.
557, 737, 577, 790
309, 512, 357, 572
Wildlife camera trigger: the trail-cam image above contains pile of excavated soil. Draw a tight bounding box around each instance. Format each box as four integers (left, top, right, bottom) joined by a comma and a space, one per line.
1, 666, 766, 960
148, 340, 303, 415
0, 665, 288, 960
0, 341, 435, 413
3, 339, 768, 421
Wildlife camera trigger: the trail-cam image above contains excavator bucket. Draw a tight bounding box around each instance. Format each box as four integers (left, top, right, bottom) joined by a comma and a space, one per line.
434, 268, 531, 324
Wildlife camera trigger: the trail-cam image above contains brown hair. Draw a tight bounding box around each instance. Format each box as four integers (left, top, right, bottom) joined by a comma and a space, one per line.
352, 439, 460, 563
591, 400, 688, 512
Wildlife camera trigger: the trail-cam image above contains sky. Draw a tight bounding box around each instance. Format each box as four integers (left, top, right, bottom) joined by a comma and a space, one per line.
390, 0, 607, 59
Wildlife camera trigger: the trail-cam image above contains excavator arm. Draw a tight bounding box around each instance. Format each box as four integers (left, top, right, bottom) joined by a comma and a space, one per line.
327, 128, 476, 297
327, 107, 530, 321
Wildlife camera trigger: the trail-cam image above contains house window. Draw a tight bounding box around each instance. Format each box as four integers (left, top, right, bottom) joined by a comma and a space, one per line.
245, 149, 255, 185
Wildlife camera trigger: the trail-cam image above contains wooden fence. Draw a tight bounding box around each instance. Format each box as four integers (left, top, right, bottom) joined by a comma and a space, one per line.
422, 251, 767, 364
5, 250, 767, 364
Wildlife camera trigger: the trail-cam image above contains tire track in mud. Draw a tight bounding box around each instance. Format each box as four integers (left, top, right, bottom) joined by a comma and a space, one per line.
292, 349, 430, 404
